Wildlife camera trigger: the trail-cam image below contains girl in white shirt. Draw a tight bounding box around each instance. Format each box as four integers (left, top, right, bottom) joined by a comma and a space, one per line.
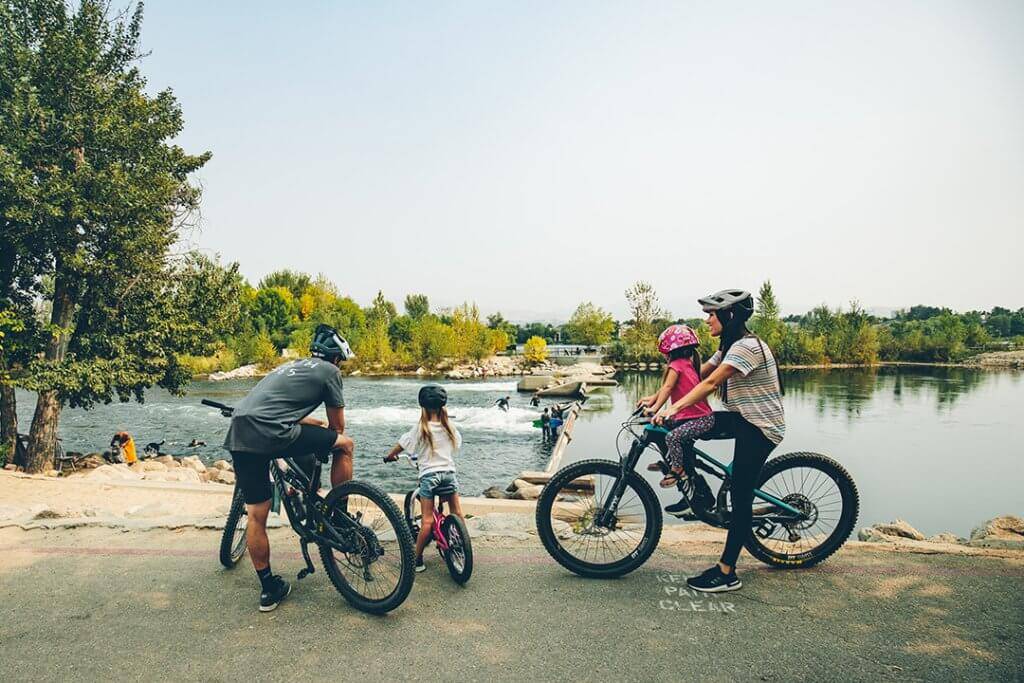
384, 385, 464, 573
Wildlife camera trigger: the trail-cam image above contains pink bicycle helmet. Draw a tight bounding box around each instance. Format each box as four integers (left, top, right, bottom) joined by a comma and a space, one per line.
658, 324, 699, 355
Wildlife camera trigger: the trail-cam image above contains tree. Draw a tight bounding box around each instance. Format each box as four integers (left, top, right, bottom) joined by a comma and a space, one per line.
750, 281, 785, 350
366, 291, 397, 327
258, 270, 311, 300
404, 294, 430, 320
1, 1, 213, 472
409, 315, 455, 368
565, 302, 615, 345
523, 336, 548, 364
625, 281, 666, 335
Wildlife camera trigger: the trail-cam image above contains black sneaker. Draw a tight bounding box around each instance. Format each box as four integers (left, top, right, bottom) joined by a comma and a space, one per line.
664, 498, 691, 517
259, 575, 292, 612
687, 565, 741, 593
415, 557, 426, 573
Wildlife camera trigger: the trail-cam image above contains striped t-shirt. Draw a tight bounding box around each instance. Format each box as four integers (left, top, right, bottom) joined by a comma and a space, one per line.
709, 337, 785, 444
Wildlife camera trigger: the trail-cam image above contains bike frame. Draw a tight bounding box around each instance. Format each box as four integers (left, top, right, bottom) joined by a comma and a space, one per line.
596, 420, 807, 527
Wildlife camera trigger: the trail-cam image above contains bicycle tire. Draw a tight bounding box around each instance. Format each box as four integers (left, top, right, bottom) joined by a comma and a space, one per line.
319, 480, 416, 614
536, 459, 662, 579
219, 484, 248, 568
743, 452, 859, 569
441, 515, 473, 585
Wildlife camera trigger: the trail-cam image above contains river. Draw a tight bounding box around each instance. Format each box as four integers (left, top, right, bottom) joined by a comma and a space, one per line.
13, 366, 1023, 536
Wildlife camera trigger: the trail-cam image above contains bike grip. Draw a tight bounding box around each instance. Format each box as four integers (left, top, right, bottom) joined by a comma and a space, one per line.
201, 399, 228, 410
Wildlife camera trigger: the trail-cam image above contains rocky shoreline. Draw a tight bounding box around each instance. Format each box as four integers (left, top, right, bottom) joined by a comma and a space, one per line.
858, 516, 1024, 550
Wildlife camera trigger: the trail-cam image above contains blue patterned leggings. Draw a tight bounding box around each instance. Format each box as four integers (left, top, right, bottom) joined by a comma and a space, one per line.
665, 414, 716, 470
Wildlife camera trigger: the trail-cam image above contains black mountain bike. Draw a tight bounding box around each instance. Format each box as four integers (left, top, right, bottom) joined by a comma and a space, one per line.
536, 407, 859, 578
205, 400, 416, 614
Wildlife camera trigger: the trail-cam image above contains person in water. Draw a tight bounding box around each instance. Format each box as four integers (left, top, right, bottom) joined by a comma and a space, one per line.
540, 408, 551, 440
529, 394, 541, 407
495, 396, 511, 412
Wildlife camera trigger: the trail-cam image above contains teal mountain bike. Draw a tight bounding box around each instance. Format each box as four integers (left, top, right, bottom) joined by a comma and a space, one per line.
535, 408, 859, 578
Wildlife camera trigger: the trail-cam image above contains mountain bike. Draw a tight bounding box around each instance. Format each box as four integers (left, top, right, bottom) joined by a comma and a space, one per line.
386, 454, 473, 584
535, 407, 859, 578
204, 399, 416, 614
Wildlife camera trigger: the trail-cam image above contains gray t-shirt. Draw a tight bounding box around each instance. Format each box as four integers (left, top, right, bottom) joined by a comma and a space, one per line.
223, 358, 345, 454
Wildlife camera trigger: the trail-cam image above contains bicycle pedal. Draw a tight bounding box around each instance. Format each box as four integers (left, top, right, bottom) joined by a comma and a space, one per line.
754, 520, 777, 539
297, 567, 314, 580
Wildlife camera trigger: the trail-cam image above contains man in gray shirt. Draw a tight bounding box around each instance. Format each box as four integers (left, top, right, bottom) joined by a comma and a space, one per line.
223, 324, 355, 612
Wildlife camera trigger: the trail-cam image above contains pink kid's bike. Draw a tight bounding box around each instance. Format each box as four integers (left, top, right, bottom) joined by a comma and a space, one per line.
387, 454, 473, 585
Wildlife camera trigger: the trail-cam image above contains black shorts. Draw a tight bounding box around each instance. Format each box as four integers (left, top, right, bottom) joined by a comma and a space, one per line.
231, 425, 339, 505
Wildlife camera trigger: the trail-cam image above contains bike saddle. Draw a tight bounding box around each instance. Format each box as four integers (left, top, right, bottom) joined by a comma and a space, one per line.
433, 484, 457, 497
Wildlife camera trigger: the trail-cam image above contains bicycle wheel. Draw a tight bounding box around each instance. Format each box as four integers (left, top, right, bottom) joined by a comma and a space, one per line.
441, 515, 473, 585
744, 452, 859, 568
403, 490, 421, 537
219, 484, 248, 568
319, 480, 416, 614
536, 459, 662, 579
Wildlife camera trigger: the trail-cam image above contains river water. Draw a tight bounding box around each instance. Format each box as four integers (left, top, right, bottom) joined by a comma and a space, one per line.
14, 366, 1023, 536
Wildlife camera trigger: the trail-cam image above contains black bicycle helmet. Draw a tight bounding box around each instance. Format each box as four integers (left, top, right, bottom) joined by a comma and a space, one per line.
310, 323, 355, 362
698, 289, 754, 323
418, 384, 447, 410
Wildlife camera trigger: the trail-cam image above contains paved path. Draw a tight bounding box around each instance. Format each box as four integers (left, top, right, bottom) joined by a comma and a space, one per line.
1, 527, 1021, 682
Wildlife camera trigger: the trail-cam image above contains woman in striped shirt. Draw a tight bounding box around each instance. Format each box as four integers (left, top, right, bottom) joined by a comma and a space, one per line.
653, 289, 785, 593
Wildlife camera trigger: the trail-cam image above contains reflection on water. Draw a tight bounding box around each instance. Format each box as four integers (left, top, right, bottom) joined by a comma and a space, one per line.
574, 368, 1024, 537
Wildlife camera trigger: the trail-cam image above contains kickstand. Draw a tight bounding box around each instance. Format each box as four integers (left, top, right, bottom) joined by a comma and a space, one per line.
297, 540, 315, 580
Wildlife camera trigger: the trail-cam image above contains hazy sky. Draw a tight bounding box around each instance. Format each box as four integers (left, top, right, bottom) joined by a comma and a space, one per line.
139, 1, 1023, 321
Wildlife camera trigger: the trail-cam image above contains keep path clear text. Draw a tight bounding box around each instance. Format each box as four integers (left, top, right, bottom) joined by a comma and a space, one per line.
655, 573, 736, 614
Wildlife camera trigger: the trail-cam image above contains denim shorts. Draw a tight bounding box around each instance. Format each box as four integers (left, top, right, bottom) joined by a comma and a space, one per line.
419, 471, 459, 499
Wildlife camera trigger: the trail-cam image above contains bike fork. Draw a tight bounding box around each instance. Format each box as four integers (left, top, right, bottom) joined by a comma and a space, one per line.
596, 441, 644, 528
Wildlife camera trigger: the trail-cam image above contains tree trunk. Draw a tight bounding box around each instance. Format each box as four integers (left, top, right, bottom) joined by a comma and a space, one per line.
25, 274, 75, 473
0, 382, 15, 448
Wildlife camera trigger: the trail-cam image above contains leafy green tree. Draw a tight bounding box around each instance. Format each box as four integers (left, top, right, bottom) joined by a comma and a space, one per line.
1, 1, 214, 471
625, 281, 666, 336
250, 288, 294, 338
366, 291, 397, 327
388, 315, 415, 345
565, 302, 615, 345
750, 281, 785, 350
258, 270, 311, 300
404, 294, 430, 320
409, 315, 455, 367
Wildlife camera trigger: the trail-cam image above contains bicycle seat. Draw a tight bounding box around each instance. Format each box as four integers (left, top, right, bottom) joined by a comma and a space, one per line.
432, 483, 457, 497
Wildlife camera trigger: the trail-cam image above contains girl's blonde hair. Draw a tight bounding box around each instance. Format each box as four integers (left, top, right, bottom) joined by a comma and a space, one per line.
418, 406, 457, 454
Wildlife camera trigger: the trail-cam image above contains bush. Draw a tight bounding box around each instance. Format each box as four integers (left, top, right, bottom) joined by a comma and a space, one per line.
253, 331, 281, 369
178, 346, 240, 376
523, 336, 548, 364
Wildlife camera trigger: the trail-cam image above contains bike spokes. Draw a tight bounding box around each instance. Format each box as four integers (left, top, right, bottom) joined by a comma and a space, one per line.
325, 493, 406, 603
548, 468, 650, 567
754, 464, 846, 557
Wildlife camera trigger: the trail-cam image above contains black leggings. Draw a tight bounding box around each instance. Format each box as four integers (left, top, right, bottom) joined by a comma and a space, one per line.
710, 411, 778, 567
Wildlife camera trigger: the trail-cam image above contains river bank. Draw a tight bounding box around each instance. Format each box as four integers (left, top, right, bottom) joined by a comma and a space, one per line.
2, 471, 1021, 556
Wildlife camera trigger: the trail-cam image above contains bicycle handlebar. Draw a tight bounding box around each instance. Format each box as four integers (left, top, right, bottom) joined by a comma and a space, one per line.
201, 399, 234, 417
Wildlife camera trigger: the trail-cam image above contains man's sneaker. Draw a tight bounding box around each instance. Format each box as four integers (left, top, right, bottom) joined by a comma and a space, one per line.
686, 565, 741, 593
259, 575, 292, 612
415, 557, 426, 573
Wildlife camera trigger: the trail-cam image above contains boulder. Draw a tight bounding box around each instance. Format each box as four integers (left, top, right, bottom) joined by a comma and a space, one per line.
143, 469, 201, 483
510, 479, 542, 500
871, 519, 925, 541
180, 456, 206, 473
416, 367, 427, 375
129, 462, 145, 474
482, 486, 509, 500
969, 515, 1024, 550
44, 469, 59, 478
4, 464, 17, 471
857, 527, 893, 543
928, 532, 966, 545
212, 459, 233, 473
154, 455, 180, 468
209, 469, 235, 485
86, 464, 141, 481
79, 454, 106, 469
141, 460, 168, 472
209, 364, 260, 381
